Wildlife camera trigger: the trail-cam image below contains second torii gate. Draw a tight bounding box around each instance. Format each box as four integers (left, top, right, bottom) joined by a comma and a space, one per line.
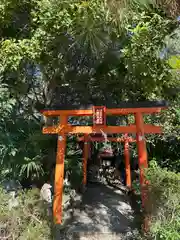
40, 101, 168, 224
78, 134, 136, 188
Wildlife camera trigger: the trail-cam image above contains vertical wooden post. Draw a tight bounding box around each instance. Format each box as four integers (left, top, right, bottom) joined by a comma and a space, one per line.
88, 140, 91, 159
135, 112, 148, 207
53, 115, 67, 224
124, 135, 131, 188
83, 134, 89, 185
135, 112, 149, 232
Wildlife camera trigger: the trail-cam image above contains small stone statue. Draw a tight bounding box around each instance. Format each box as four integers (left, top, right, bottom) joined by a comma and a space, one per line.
8, 191, 19, 211
40, 183, 53, 217
40, 183, 52, 204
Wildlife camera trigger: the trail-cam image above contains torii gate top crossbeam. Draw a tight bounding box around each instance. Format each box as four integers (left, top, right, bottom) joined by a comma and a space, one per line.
41, 107, 164, 117
41, 102, 168, 135
40, 101, 168, 116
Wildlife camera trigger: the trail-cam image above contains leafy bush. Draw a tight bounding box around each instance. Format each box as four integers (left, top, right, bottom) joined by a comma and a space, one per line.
0, 83, 47, 182
144, 161, 180, 240
0, 187, 52, 239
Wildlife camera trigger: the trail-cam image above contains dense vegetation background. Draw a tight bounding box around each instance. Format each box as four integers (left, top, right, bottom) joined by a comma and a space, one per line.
0, 0, 180, 239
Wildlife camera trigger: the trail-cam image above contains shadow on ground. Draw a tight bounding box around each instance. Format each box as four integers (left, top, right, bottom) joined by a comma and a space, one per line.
55, 182, 142, 240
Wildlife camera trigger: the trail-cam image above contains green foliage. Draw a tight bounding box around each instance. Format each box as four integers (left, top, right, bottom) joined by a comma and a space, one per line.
0, 1, 179, 239
0, 187, 52, 239
0, 84, 16, 117
168, 55, 180, 69
0, 84, 47, 181
0, 0, 179, 198
0, 117, 45, 180
146, 100, 180, 172
123, 12, 177, 100
145, 161, 180, 240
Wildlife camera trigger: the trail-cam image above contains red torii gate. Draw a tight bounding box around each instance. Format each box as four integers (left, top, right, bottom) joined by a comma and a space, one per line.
41, 101, 168, 225
78, 134, 136, 188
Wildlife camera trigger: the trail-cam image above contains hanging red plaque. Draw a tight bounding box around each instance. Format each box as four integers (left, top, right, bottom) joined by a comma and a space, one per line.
93, 106, 106, 126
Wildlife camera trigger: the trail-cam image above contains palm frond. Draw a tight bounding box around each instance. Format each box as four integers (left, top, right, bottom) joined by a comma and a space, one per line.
19, 156, 44, 178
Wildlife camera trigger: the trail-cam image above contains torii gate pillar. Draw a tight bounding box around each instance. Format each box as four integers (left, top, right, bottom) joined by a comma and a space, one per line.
53, 116, 67, 224
124, 135, 132, 188
135, 112, 148, 207
83, 134, 89, 186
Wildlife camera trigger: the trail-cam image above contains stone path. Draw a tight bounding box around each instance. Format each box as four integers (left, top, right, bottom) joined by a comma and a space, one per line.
57, 183, 140, 240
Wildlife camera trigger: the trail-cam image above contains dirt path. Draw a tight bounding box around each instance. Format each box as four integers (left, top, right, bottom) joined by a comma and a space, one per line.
57, 183, 141, 240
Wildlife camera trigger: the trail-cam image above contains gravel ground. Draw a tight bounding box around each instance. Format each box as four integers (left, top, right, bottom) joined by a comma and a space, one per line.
56, 183, 140, 240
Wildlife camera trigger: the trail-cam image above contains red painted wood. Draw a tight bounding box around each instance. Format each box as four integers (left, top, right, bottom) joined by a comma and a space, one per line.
53, 116, 67, 224
83, 134, 89, 185
43, 125, 162, 134
124, 134, 131, 188
41, 107, 166, 117
135, 112, 148, 209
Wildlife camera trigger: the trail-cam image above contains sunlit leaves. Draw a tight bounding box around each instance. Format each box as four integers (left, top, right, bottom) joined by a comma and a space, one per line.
0, 39, 41, 73
0, 83, 17, 135
168, 55, 180, 69
0, 0, 179, 183
122, 12, 175, 99
145, 162, 180, 239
